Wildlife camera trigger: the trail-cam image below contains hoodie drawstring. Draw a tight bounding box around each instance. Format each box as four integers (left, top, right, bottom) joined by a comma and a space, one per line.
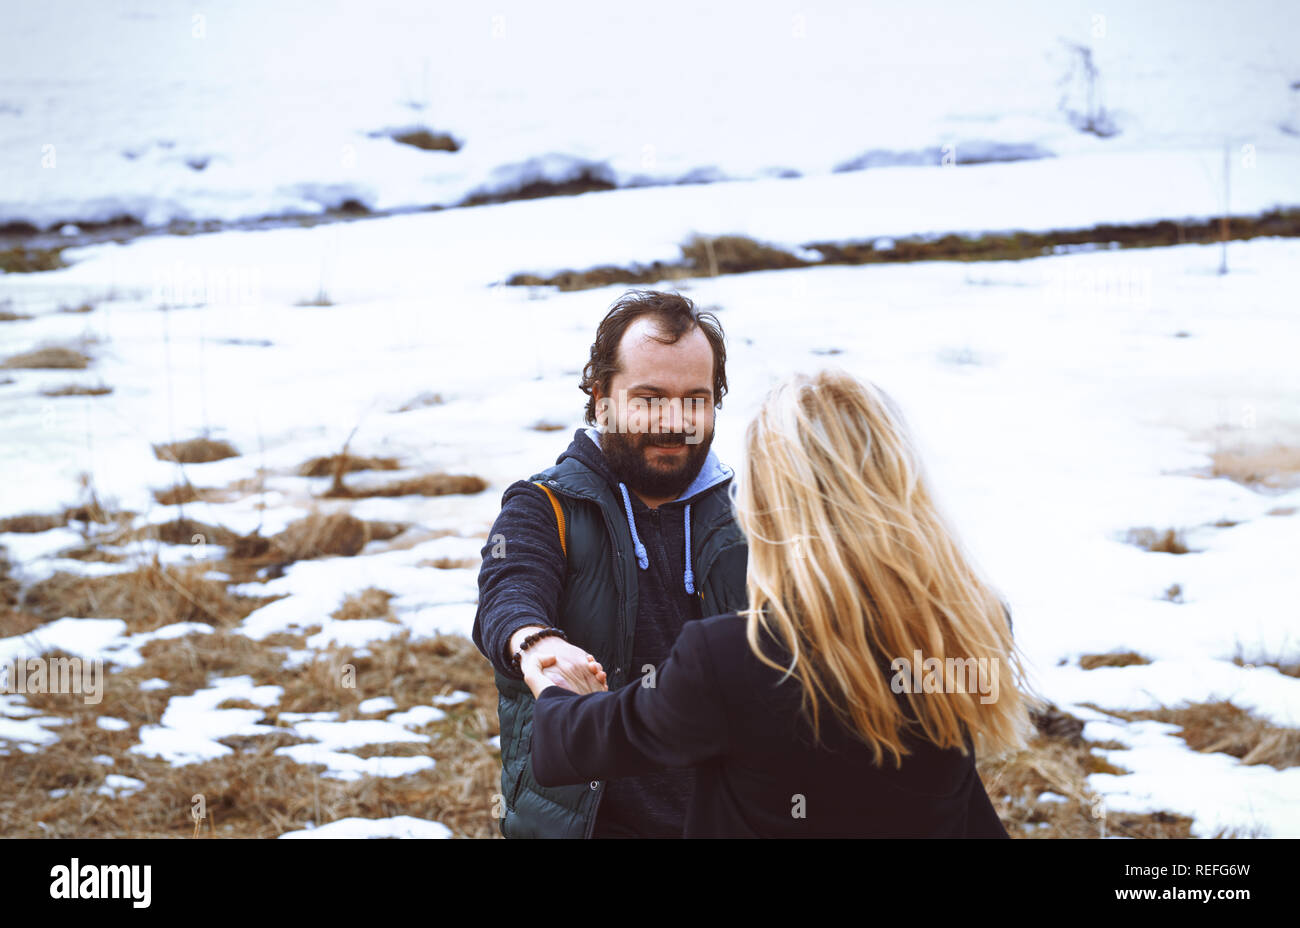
683, 502, 695, 594
618, 482, 696, 594
618, 482, 650, 570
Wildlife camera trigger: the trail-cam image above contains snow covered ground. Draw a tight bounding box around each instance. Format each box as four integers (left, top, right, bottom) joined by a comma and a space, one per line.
1, 1, 1298, 839
3, 172, 1298, 834
2, 0, 1298, 230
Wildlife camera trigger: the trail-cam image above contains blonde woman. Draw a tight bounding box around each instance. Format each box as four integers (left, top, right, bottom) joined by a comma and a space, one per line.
522, 368, 1039, 837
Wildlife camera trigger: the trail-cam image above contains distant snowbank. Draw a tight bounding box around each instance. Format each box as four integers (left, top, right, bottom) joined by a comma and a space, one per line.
1, 0, 1297, 231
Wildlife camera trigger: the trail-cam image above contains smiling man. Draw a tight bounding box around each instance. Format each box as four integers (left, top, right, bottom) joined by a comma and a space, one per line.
472, 288, 750, 838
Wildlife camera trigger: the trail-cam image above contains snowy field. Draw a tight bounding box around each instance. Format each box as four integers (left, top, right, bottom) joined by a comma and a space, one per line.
2, 0, 1298, 230
1, 1, 1298, 839
2, 177, 1298, 835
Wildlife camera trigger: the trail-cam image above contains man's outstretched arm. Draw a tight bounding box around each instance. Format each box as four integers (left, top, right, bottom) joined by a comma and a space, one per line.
471, 480, 604, 686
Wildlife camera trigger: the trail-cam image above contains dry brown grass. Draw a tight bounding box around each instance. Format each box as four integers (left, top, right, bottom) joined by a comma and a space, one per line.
977, 735, 1200, 838
975, 702, 1206, 838
0, 492, 504, 840
21, 557, 280, 634
0, 512, 68, 533
151, 475, 263, 506
152, 484, 203, 506
270, 510, 372, 559
40, 382, 113, 397
1079, 699, 1300, 770
110, 511, 411, 582
394, 391, 444, 412
680, 234, 811, 276
1232, 647, 1300, 679
1211, 445, 1300, 491
331, 587, 396, 621
418, 555, 479, 569
0, 309, 34, 322
125, 516, 249, 549
152, 437, 240, 464
2, 497, 131, 547
274, 633, 497, 717
390, 128, 459, 152
0, 626, 503, 838
1125, 527, 1193, 554
323, 472, 488, 499
1079, 651, 1151, 669
0, 550, 46, 637
529, 421, 567, 432
2, 345, 91, 369
298, 453, 402, 478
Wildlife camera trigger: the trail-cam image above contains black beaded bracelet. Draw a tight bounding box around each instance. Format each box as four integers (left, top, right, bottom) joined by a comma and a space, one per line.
511, 626, 568, 671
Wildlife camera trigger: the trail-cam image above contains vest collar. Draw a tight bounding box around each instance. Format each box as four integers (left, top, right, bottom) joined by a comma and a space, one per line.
582, 426, 733, 594
582, 426, 733, 505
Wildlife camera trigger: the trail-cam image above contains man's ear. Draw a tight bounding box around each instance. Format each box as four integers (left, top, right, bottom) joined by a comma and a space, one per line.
592, 383, 610, 430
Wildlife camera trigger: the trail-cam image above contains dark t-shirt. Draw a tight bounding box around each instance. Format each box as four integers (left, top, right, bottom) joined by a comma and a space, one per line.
591, 492, 703, 837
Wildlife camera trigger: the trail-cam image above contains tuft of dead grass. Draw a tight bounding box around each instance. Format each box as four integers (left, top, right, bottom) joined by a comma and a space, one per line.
152, 436, 240, 464
1231, 645, 1300, 679
270, 510, 371, 559
1124, 527, 1194, 554
1079, 699, 1300, 769
298, 453, 402, 478
1211, 445, 1300, 491
151, 475, 262, 506
331, 587, 396, 622
295, 291, 333, 307
418, 556, 479, 569
977, 732, 1195, 838
2, 345, 91, 369
0, 512, 68, 533
40, 382, 113, 397
323, 472, 488, 499
1079, 651, 1151, 670
0, 550, 46, 636
680, 234, 811, 276
394, 391, 444, 412
389, 128, 460, 152
21, 557, 281, 634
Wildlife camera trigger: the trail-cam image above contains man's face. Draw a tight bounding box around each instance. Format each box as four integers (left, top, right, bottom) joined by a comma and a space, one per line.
592, 317, 716, 502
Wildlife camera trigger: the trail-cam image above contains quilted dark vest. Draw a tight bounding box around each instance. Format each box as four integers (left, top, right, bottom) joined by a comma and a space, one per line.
494, 454, 749, 838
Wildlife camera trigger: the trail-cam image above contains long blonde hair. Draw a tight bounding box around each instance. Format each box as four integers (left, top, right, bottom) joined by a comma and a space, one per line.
734, 368, 1039, 767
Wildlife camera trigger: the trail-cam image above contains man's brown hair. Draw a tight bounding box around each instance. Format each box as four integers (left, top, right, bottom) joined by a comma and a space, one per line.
579, 289, 728, 427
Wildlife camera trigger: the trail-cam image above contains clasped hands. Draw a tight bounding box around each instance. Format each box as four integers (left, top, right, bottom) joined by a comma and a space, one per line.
516, 632, 608, 699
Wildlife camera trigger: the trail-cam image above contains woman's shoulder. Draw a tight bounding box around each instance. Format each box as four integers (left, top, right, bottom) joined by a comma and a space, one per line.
688, 612, 796, 686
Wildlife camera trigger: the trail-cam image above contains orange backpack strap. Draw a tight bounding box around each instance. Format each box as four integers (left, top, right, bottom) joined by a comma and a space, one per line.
532, 481, 567, 558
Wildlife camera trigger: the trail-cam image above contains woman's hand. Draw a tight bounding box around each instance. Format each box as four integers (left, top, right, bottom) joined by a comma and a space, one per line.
522, 652, 608, 699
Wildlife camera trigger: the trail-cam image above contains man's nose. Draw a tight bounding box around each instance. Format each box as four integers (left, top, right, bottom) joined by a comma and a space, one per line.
659, 398, 684, 433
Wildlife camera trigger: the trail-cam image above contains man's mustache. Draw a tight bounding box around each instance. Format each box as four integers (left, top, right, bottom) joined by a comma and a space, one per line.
643, 434, 688, 448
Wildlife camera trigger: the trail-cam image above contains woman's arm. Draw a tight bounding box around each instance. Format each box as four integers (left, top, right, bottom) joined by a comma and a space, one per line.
526, 618, 731, 787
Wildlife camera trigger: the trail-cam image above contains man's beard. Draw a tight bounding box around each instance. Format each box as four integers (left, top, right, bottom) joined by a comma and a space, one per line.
600, 424, 713, 501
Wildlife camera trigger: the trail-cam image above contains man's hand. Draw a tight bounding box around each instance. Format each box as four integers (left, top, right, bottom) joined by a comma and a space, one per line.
523, 653, 607, 699
509, 626, 606, 690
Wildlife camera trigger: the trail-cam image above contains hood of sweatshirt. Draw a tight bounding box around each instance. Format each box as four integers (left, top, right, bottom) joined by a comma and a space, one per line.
555, 426, 734, 594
